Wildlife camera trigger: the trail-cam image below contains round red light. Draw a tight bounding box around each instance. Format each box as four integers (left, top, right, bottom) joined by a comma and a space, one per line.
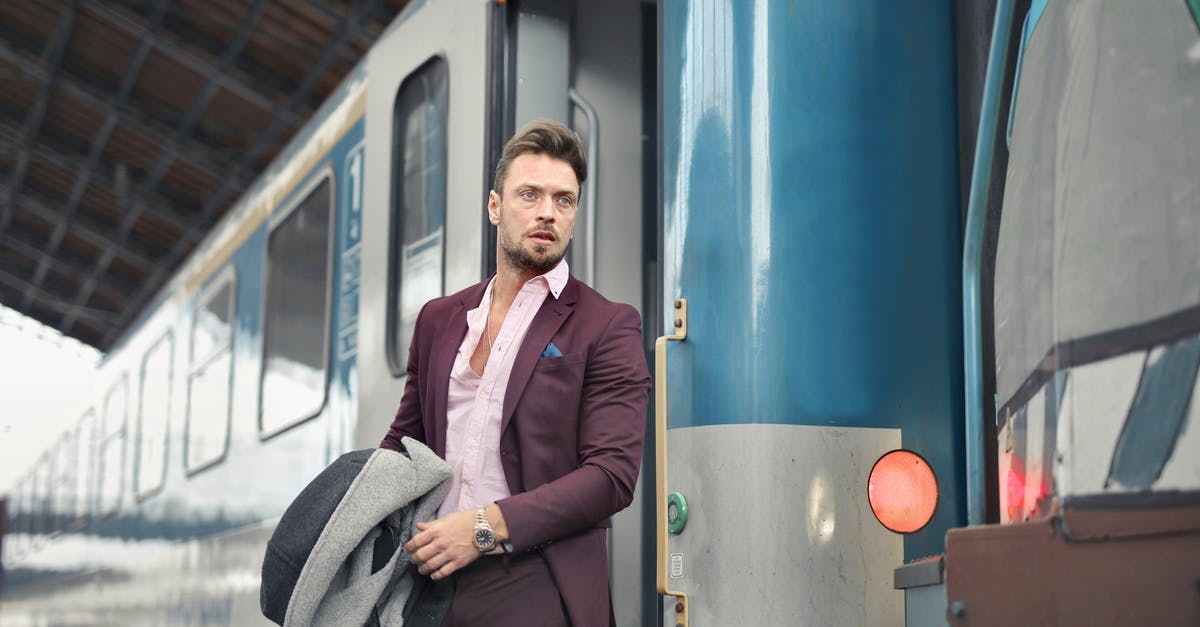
868, 449, 938, 534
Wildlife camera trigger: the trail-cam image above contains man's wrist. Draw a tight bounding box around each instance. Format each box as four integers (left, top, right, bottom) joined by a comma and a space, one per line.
473, 507, 498, 552
485, 503, 510, 544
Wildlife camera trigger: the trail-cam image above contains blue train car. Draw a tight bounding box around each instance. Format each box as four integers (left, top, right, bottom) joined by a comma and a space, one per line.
3, 0, 1198, 625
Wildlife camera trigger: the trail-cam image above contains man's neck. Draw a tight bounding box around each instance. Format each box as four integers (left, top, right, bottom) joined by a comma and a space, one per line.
491, 265, 538, 311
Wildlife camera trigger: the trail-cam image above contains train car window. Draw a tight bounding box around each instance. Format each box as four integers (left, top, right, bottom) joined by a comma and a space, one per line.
260, 176, 333, 437
136, 333, 173, 499
33, 456, 50, 540
74, 410, 96, 520
22, 478, 35, 548
10, 482, 26, 557
187, 268, 236, 473
98, 376, 128, 518
51, 433, 74, 533
387, 56, 448, 376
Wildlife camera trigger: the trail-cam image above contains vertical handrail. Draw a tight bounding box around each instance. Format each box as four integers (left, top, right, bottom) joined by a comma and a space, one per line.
963, 0, 1017, 526
568, 88, 598, 286
655, 299, 688, 627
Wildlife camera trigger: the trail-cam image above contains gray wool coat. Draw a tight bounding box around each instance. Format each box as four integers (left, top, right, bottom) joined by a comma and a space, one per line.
261, 438, 453, 627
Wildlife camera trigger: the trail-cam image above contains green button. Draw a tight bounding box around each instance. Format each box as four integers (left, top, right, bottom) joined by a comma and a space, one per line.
667, 491, 688, 534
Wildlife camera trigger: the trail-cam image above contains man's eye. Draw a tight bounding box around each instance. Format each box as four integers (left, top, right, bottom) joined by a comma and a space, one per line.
558, 197, 574, 207
521, 191, 537, 201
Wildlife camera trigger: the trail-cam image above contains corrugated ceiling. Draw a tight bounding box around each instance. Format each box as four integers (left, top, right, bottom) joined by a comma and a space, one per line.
0, 0, 408, 351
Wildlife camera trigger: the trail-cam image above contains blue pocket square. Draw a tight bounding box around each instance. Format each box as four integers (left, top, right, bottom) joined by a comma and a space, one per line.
540, 342, 563, 359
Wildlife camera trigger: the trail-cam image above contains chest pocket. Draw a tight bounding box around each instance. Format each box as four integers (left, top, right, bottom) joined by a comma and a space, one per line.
523, 351, 586, 424
533, 350, 586, 372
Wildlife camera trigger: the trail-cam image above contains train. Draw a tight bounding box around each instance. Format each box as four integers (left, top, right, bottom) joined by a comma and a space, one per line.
3, 0, 1198, 624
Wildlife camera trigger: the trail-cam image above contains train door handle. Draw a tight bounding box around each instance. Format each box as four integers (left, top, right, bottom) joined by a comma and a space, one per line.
568, 88, 598, 286
655, 298, 689, 627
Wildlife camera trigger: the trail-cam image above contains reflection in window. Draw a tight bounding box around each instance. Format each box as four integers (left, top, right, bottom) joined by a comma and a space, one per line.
187, 270, 235, 472
33, 457, 50, 537
98, 378, 127, 517
74, 411, 95, 519
10, 483, 26, 556
389, 57, 448, 374
51, 434, 73, 531
260, 178, 333, 436
137, 334, 173, 498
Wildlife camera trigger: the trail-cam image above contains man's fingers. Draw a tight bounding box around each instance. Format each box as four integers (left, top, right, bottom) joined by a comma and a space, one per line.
403, 524, 436, 555
419, 553, 459, 578
430, 557, 462, 581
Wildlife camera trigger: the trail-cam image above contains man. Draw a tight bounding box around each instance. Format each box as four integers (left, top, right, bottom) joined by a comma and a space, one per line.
380, 120, 651, 627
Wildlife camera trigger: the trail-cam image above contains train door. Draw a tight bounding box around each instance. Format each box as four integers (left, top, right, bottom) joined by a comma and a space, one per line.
360, 0, 659, 623
564, 2, 657, 625
357, 0, 491, 447
487, 1, 658, 622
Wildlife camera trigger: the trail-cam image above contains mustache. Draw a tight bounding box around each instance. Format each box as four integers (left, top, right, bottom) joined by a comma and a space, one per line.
525, 227, 559, 241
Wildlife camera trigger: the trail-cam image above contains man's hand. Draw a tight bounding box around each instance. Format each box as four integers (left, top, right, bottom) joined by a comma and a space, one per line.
405, 505, 510, 580
404, 509, 480, 580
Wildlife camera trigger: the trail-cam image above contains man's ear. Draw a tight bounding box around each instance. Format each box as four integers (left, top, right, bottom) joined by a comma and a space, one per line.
487, 190, 501, 225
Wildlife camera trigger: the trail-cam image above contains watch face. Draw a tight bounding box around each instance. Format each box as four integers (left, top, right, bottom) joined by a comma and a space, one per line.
475, 529, 496, 551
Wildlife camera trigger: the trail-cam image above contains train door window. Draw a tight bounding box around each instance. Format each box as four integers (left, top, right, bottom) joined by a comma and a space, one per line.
260, 176, 334, 437
387, 56, 448, 375
10, 482, 26, 557
33, 456, 49, 539
22, 478, 35, 547
51, 433, 74, 532
137, 333, 173, 499
18, 475, 30, 550
187, 268, 235, 473
98, 376, 128, 518
75, 410, 96, 520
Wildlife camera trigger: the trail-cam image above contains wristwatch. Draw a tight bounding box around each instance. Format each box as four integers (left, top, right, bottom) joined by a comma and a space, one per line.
473, 507, 497, 552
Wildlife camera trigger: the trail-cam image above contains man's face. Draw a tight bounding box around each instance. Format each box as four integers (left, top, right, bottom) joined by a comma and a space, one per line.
489, 152, 579, 275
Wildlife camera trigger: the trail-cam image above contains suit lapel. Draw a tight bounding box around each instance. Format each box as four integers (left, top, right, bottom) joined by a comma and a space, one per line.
428, 282, 486, 454
501, 276, 578, 433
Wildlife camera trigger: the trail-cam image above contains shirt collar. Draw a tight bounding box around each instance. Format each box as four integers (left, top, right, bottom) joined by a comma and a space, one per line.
478, 259, 569, 309
540, 259, 569, 299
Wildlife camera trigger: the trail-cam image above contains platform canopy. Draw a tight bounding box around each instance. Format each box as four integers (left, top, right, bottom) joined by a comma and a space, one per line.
0, 0, 410, 351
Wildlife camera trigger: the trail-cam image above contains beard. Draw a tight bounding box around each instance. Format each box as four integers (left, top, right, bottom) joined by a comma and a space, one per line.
498, 221, 565, 275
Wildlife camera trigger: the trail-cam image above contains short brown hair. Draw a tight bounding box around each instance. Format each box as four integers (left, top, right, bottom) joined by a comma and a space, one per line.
492, 119, 587, 194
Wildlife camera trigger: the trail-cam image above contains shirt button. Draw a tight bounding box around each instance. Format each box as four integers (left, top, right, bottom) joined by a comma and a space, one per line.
480, 390, 489, 399
469, 438, 478, 448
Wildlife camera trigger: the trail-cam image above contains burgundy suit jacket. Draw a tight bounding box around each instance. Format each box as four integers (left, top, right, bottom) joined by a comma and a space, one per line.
380, 275, 651, 627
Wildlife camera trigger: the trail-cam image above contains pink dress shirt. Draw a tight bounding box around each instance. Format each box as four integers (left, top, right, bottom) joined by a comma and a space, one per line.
437, 260, 570, 517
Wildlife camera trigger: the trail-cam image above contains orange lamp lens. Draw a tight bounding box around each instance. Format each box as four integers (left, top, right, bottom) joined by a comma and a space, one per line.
868, 449, 938, 534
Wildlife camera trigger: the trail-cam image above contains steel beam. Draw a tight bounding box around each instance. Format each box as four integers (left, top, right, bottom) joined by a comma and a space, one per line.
82, 0, 304, 127
0, 35, 241, 176
0, 1, 79, 241
17, 0, 175, 313
157, 4, 326, 116
0, 182, 159, 276
0, 267, 118, 327
97, 0, 386, 349
58, 0, 273, 336
2, 234, 136, 297
0, 116, 198, 236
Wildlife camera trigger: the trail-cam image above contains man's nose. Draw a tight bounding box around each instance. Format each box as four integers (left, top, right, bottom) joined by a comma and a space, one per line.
535, 197, 556, 221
